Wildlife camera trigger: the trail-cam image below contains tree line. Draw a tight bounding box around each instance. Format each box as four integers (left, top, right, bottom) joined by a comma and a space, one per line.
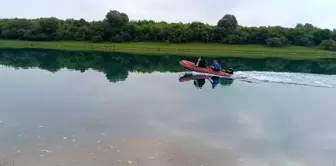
0, 10, 336, 51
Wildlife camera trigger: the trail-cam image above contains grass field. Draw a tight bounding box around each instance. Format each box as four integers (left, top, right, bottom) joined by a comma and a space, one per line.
1, 40, 335, 59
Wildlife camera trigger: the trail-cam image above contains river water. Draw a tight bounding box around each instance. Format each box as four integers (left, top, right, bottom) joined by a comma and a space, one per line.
0, 49, 336, 166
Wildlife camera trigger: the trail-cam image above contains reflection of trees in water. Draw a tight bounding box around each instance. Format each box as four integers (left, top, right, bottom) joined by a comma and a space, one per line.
105, 70, 128, 82
316, 60, 336, 74
264, 59, 287, 71
103, 62, 129, 82
38, 55, 60, 72
0, 48, 335, 83
0, 49, 186, 82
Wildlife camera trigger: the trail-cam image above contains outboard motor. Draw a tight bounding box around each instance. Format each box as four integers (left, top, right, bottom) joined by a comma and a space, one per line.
224, 68, 234, 74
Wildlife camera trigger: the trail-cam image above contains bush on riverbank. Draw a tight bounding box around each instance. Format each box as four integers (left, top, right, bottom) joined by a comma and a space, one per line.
266, 37, 290, 47
320, 39, 336, 51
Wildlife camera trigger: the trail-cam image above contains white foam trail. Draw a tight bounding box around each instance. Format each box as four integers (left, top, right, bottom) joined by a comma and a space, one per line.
232, 71, 336, 88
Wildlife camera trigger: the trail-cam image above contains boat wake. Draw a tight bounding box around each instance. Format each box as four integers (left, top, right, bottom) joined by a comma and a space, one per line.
232, 71, 336, 88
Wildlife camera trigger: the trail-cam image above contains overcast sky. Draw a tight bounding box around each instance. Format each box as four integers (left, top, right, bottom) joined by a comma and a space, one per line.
1, 0, 335, 29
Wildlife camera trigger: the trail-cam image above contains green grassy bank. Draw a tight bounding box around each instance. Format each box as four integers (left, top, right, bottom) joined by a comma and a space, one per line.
1, 40, 335, 59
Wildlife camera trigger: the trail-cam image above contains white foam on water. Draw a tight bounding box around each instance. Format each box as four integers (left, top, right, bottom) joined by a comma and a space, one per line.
232, 71, 336, 88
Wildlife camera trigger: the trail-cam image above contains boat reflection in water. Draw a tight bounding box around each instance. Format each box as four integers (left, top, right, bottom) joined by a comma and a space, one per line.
178, 72, 234, 89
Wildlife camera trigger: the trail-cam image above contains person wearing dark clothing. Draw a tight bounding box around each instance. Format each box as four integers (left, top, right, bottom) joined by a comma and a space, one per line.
195, 57, 207, 68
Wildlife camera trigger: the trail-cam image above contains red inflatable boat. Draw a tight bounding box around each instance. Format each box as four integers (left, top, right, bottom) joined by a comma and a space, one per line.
179, 60, 233, 77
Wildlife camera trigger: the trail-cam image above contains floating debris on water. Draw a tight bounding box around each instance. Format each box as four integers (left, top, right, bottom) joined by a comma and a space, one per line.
17, 150, 21, 153
148, 156, 155, 159
97, 141, 101, 144
128, 160, 132, 164
72, 139, 76, 142
238, 158, 244, 162
63, 137, 68, 140
107, 145, 113, 149
0, 120, 3, 123
101, 133, 107, 136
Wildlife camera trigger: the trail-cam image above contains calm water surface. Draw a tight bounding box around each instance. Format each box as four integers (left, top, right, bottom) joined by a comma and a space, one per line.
0, 49, 336, 166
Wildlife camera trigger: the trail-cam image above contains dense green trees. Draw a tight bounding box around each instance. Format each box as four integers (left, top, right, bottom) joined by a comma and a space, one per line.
0, 10, 336, 51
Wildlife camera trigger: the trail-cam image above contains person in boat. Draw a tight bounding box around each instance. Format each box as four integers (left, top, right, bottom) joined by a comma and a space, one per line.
195, 57, 207, 68
210, 59, 221, 72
